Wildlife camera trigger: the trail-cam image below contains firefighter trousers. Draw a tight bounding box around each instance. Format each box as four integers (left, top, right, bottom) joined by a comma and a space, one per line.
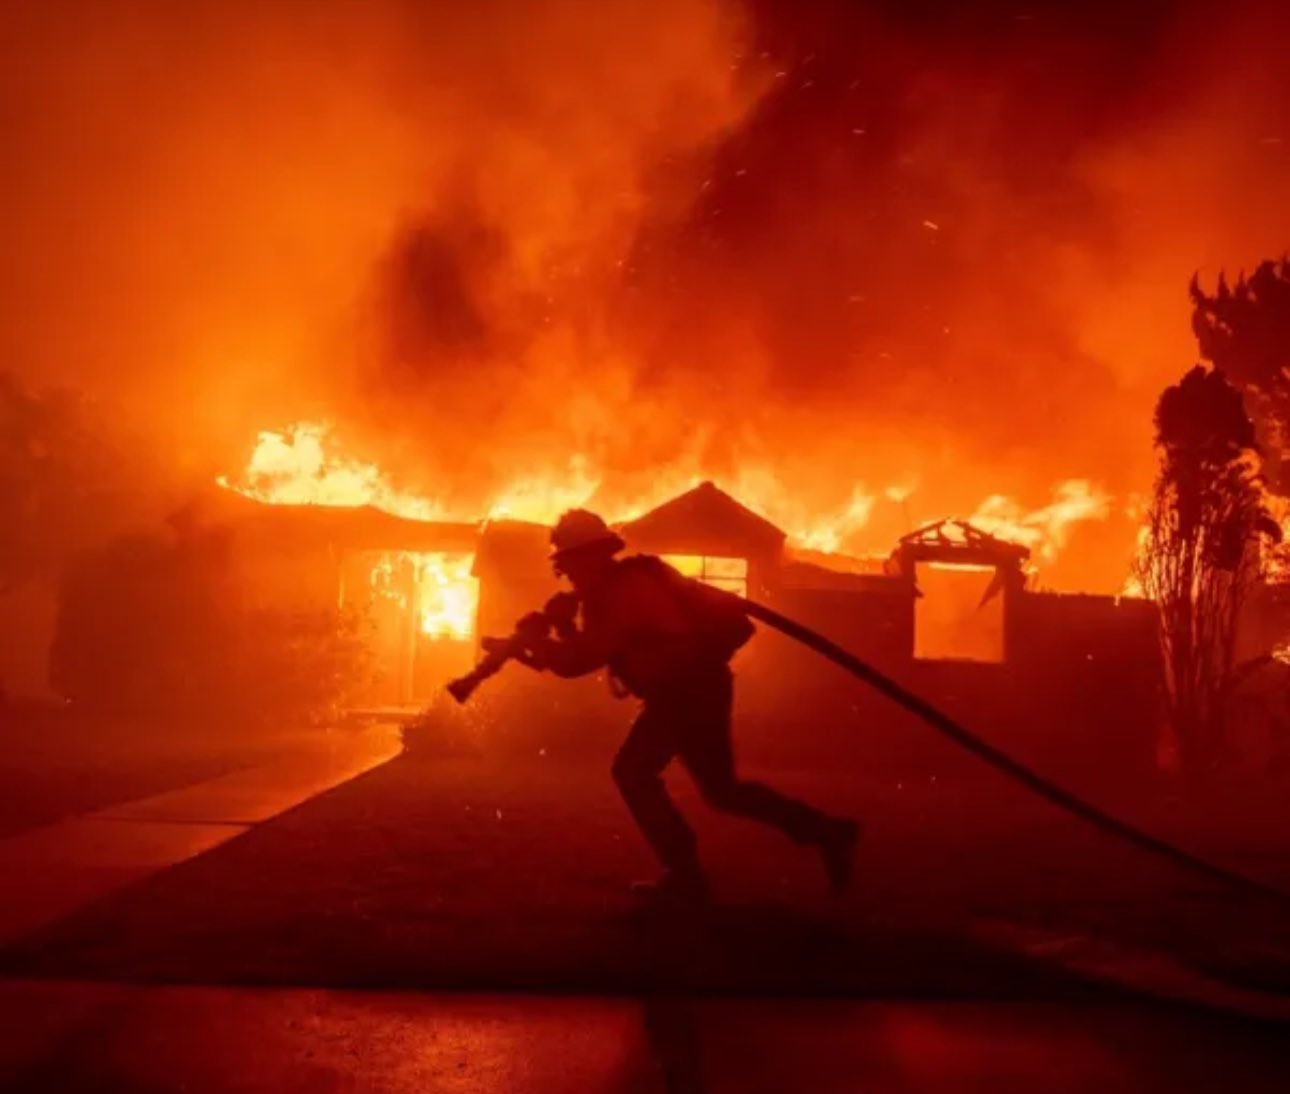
611, 664, 837, 873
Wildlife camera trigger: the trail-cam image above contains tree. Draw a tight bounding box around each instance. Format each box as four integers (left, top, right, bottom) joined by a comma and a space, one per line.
0, 372, 148, 593
1191, 258, 1290, 491
1134, 366, 1281, 779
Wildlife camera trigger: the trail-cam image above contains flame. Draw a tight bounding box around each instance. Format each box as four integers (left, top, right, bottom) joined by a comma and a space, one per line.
218, 422, 450, 521
219, 421, 890, 548
416, 552, 478, 639
1253, 493, 1290, 585
369, 550, 478, 639
780, 488, 875, 554
1119, 487, 1289, 598
368, 554, 407, 611
967, 479, 1111, 566
220, 422, 1115, 586
486, 456, 601, 523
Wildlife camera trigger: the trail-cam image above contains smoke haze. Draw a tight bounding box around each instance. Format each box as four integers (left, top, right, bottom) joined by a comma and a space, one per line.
3, 0, 1288, 589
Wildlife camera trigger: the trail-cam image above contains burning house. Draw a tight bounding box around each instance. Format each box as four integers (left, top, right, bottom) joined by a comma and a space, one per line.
76, 476, 1157, 782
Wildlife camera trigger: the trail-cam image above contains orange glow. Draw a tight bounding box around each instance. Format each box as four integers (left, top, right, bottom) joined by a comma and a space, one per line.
663, 554, 749, 597
968, 480, 1111, 567
368, 550, 479, 639
416, 553, 479, 639
1258, 495, 1290, 584
486, 457, 601, 524
9, 1, 1290, 619
780, 488, 875, 555
914, 562, 1006, 663
218, 423, 450, 521
219, 421, 1118, 582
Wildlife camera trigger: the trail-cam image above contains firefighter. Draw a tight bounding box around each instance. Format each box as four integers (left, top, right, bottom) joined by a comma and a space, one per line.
520, 509, 859, 903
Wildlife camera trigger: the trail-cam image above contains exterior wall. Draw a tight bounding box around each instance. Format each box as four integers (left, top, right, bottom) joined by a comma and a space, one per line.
216, 500, 1162, 781
476, 576, 560, 644
732, 582, 1162, 788
769, 584, 914, 667
292, 499, 1165, 780
1006, 592, 1161, 781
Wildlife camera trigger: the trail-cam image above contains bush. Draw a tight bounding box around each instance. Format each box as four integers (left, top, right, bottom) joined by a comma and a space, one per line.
51, 528, 374, 725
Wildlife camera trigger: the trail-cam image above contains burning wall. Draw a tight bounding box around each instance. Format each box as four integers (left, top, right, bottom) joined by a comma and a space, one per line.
211, 421, 1130, 707
220, 420, 1117, 588
210, 465, 1161, 732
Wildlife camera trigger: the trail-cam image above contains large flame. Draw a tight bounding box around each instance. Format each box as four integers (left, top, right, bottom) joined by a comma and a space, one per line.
967, 480, 1112, 566
217, 422, 451, 522
221, 417, 1119, 585
221, 420, 1117, 576
369, 550, 479, 639
486, 457, 602, 524
9, 0, 1290, 634
415, 552, 478, 639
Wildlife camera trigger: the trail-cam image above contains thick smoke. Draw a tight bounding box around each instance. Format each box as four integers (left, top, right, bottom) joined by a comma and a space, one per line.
3, 0, 1288, 590
0, 0, 756, 478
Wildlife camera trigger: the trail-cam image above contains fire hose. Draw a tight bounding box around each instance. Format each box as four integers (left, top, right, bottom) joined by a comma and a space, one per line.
447, 597, 1290, 910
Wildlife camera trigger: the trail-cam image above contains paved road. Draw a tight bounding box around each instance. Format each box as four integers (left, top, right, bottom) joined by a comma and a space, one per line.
10, 753, 1284, 1001
0, 710, 316, 838
2, 737, 1289, 1091
0, 722, 402, 943
2, 979, 1289, 1093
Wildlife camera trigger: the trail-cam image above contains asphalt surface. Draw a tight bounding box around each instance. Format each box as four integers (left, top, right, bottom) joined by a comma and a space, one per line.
3, 980, 1290, 1093
2, 727, 1289, 1091
0, 709, 311, 838
0, 722, 402, 944
5, 752, 1288, 1002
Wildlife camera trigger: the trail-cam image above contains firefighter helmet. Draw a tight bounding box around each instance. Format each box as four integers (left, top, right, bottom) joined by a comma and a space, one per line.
550, 509, 625, 560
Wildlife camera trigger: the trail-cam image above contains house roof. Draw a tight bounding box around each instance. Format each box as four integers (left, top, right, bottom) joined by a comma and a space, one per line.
893, 519, 1031, 569
618, 481, 786, 558
198, 489, 480, 554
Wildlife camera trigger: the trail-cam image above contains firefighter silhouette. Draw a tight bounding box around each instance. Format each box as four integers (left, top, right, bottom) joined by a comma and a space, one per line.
519, 509, 859, 902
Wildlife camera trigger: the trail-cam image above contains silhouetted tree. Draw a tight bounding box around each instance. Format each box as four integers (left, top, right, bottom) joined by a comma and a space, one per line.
1191, 258, 1290, 491
1134, 366, 1281, 779
0, 372, 145, 592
